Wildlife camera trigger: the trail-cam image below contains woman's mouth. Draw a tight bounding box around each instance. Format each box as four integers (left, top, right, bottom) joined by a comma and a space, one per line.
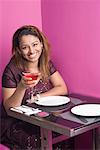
28, 53, 37, 59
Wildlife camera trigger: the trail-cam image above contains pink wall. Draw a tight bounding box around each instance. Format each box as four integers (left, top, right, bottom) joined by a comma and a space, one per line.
0, 0, 42, 100
42, 0, 100, 99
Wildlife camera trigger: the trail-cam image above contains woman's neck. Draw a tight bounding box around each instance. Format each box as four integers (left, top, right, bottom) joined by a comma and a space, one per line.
25, 61, 39, 73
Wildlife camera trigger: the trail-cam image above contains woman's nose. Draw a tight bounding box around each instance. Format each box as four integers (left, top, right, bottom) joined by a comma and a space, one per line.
29, 46, 34, 53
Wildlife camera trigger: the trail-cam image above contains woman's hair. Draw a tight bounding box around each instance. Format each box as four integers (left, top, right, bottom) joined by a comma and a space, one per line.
12, 25, 50, 80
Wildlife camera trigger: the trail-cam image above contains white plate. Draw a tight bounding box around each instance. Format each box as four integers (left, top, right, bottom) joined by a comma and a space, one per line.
35, 96, 70, 106
71, 104, 100, 117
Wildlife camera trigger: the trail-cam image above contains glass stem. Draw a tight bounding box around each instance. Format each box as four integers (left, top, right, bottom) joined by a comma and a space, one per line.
31, 86, 36, 100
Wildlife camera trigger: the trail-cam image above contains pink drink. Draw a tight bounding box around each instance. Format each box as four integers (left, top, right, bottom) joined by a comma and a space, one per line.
23, 73, 38, 80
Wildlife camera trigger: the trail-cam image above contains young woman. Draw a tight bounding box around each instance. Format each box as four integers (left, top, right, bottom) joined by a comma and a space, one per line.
1, 25, 68, 149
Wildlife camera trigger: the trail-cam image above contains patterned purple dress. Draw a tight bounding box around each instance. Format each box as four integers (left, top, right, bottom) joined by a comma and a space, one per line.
1, 58, 57, 149
1, 58, 74, 150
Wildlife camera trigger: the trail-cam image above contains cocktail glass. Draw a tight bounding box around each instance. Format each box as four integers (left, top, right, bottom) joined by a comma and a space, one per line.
22, 72, 39, 102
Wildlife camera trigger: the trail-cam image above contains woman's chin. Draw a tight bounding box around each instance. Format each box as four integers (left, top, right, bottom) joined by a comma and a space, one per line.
28, 58, 39, 63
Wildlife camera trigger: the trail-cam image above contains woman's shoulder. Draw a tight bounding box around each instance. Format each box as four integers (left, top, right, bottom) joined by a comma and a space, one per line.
2, 56, 22, 81
5, 57, 16, 68
4, 57, 21, 74
49, 60, 57, 75
2, 57, 22, 87
49, 60, 55, 67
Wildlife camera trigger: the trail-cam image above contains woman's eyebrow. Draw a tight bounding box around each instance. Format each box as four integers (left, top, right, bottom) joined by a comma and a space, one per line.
32, 40, 39, 43
20, 40, 39, 45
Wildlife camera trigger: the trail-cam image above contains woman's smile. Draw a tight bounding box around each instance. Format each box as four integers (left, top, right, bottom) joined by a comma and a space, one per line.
28, 52, 38, 59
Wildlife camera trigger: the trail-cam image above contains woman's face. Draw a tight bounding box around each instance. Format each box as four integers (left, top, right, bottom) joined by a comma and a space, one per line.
19, 35, 43, 63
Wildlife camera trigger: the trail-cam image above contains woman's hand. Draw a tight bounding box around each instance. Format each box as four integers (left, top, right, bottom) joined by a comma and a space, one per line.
19, 72, 41, 89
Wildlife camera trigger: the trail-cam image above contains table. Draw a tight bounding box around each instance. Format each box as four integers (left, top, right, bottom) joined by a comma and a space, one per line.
7, 97, 100, 150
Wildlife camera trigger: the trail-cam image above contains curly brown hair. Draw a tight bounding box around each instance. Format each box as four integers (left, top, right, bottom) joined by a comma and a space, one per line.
12, 25, 50, 80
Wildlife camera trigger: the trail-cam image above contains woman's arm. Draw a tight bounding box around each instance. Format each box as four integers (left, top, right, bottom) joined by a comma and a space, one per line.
3, 71, 68, 108
2, 86, 26, 111
39, 71, 68, 97
2, 75, 40, 110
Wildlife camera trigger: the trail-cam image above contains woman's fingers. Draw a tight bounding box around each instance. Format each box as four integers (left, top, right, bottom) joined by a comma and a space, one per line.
21, 73, 41, 89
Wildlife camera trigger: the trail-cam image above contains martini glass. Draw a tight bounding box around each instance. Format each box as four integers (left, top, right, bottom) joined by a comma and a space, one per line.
22, 72, 39, 102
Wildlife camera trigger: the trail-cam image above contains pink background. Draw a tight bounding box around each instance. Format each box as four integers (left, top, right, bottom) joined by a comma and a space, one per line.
1, 0, 100, 149
42, 0, 100, 99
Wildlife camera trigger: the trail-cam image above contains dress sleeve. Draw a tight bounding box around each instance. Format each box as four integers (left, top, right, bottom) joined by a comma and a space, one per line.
49, 60, 57, 75
2, 66, 17, 88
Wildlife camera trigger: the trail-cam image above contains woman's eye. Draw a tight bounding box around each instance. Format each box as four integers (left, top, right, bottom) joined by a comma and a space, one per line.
22, 46, 27, 50
33, 43, 38, 47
